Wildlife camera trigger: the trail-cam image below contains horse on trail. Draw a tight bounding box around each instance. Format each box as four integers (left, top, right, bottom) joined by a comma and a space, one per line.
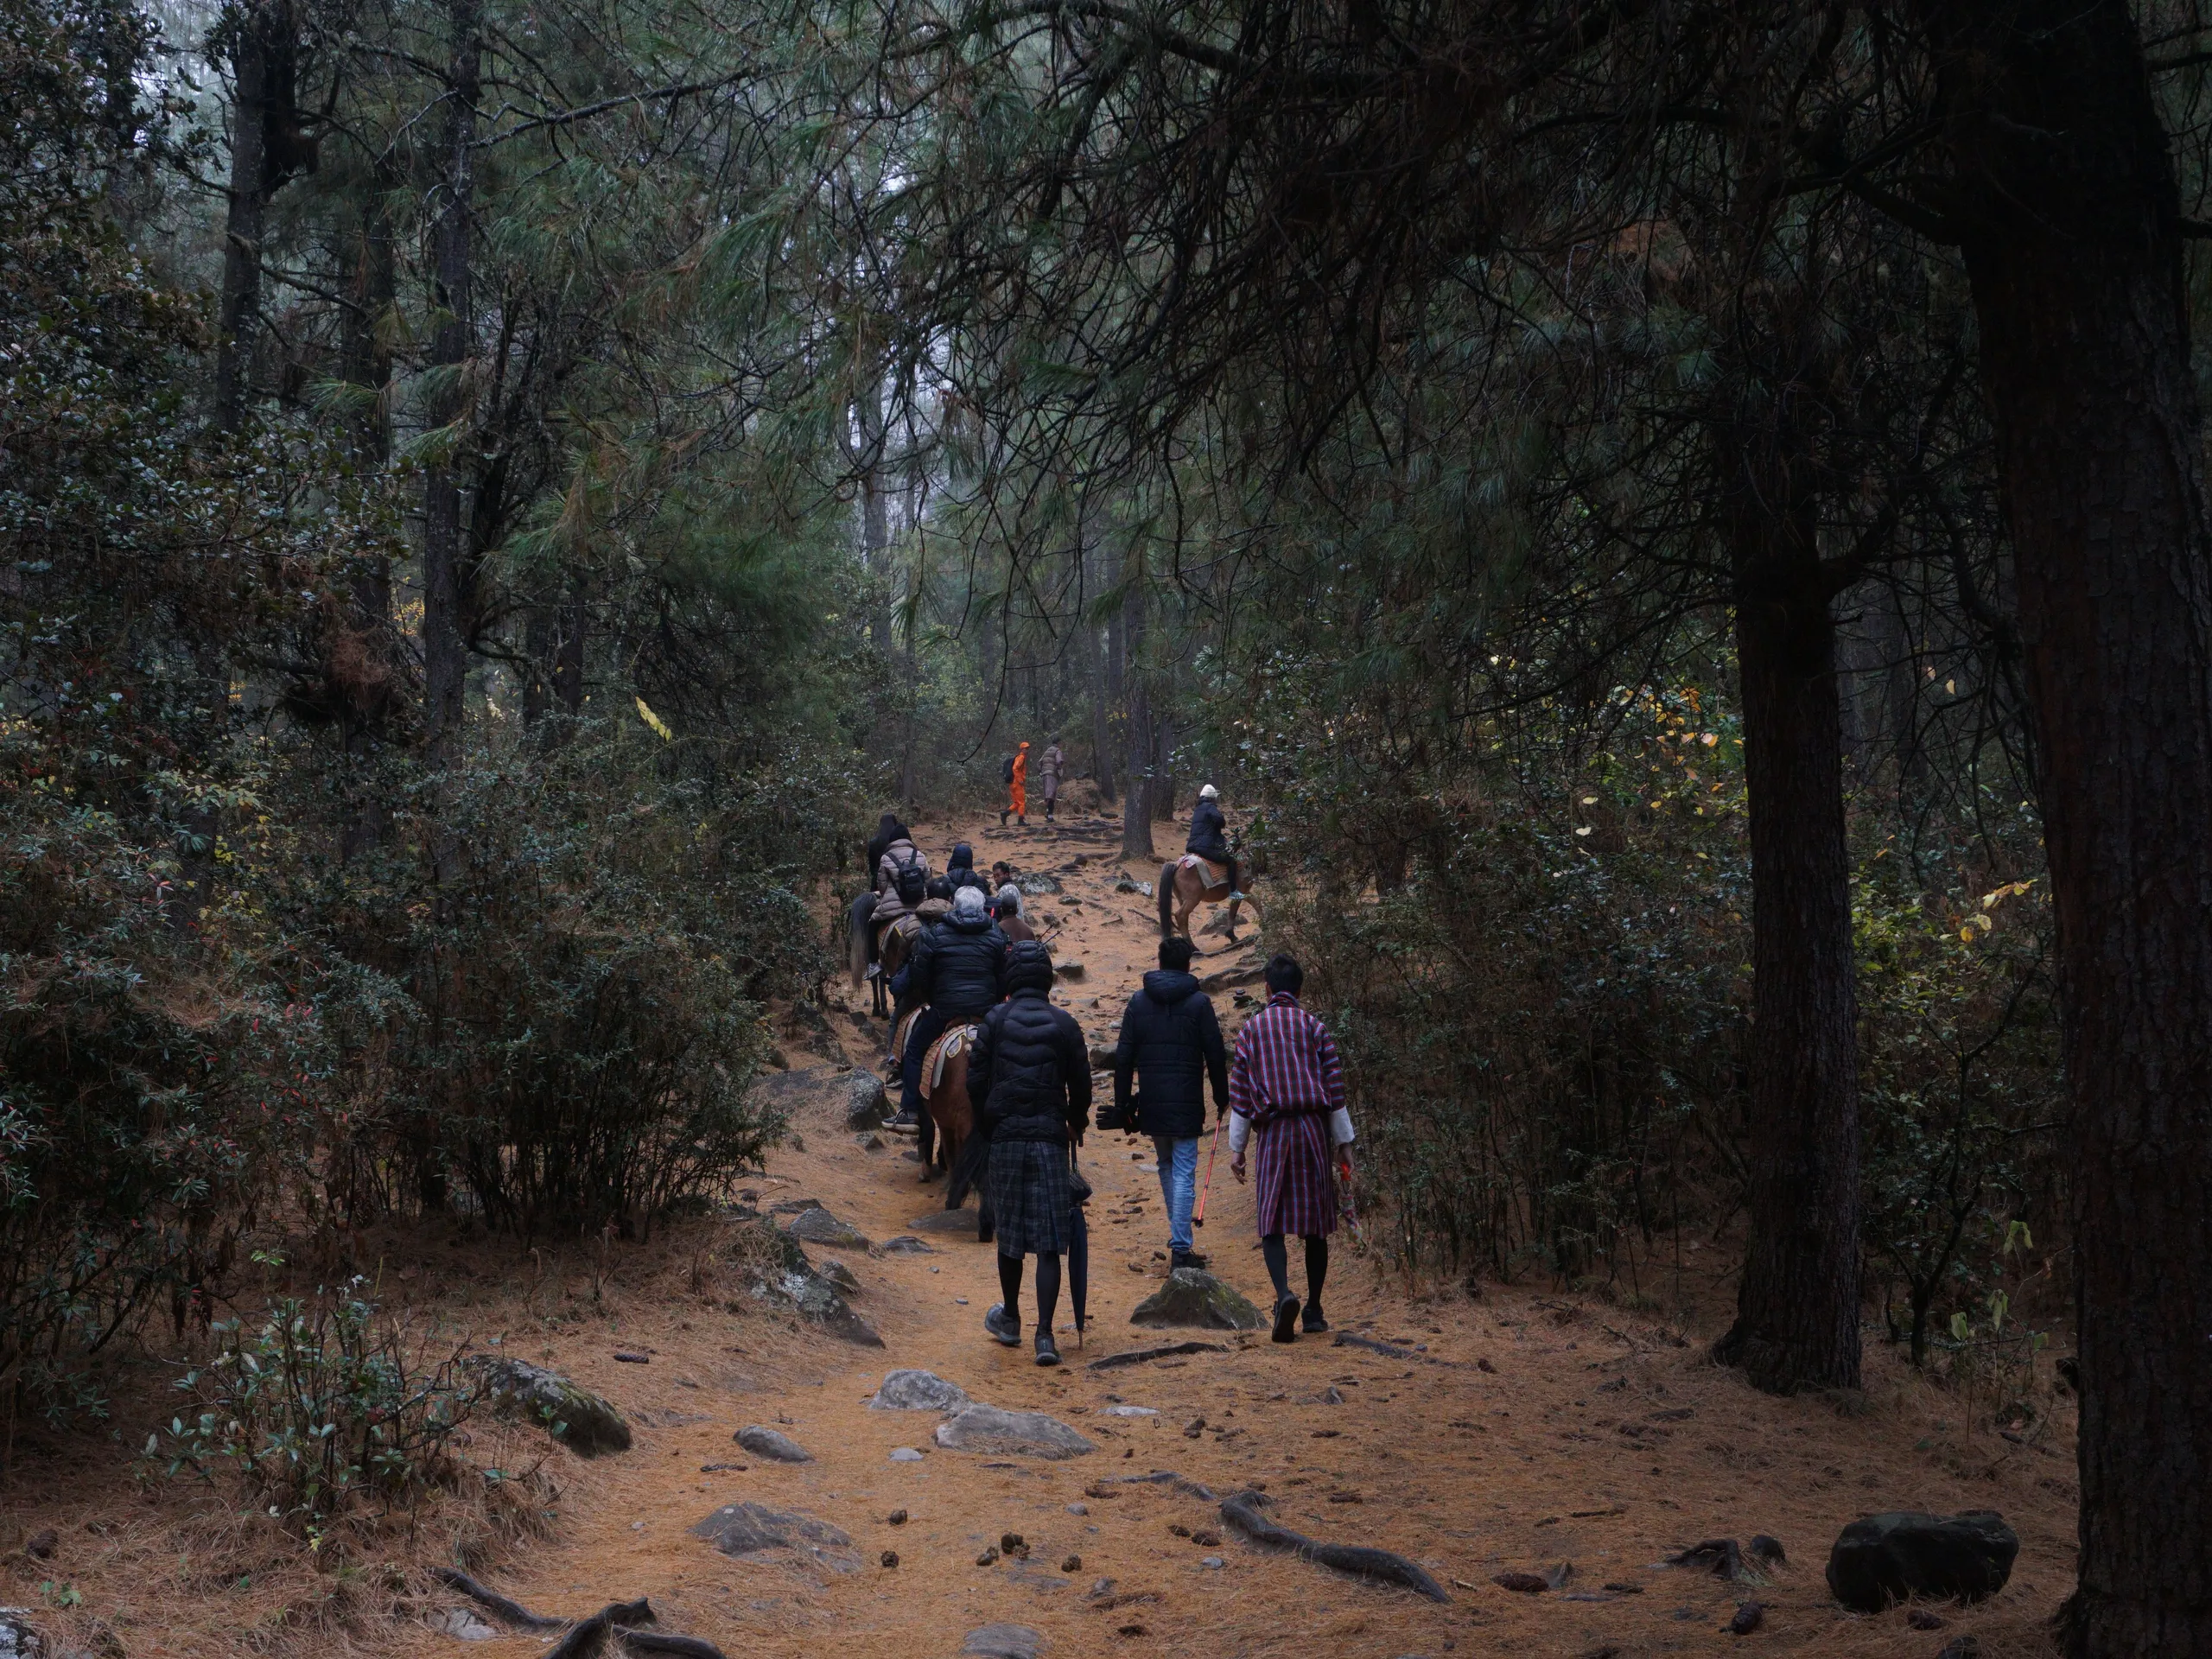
1157, 855, 1258, 942
899, 1008, 993, 1242
847, 892, 918, 1020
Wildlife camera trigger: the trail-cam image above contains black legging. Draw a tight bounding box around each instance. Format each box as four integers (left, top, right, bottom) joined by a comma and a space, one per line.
1262, 1234, 1329, 1308
998, 1250, 1062, 1335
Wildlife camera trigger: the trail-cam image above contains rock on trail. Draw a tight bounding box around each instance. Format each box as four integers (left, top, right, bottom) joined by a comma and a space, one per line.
785, 1206, 871, 1249
734, 1425, 812, 1463
868, 1369, 969, 1411
692, 1502, 860, 1573
471, 1357, 632, 1456
1129, 1268, 1266, 1331
933, 1403, 1097, 1459
1825, 1510, 2019, 1611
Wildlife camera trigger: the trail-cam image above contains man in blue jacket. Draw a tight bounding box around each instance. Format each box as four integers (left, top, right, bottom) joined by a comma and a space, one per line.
1109, 936, 1229, 1269
889, 885, 1007, 1130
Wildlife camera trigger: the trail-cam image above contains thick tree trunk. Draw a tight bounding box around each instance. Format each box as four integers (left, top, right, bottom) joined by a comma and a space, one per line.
1710, 419, 1863, 1396
422, 0, 479, 767
1121, 579, 1154, 860
1919, 3, 2212, 1649
213, 4, 272, 429
1095, 538, 1121, 798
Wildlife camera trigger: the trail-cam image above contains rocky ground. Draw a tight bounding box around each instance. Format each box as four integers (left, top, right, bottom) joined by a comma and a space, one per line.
2, 809, 2079, 1658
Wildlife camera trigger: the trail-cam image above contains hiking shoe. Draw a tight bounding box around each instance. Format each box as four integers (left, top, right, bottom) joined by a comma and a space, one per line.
865, 962, 882, 981
1302, 1302, 1329, 1334
887, 1109, 921, 1134
1271, 1294, 1301, 1344
984, 1305, 1020, 1346
1227, 890, 1248, 903
1034, 1332, 1061, 1367
1171, 1248, 1210, 1271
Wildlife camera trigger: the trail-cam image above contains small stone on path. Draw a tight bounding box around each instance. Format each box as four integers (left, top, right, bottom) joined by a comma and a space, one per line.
1129, 1268, 1265, 1331
963, 1624, 1045, 1659
889, 1447, 925, 1462
786, 1206, 871, 1249
869, 1369, 969, 1411
934, 1403, 1097, 1459
734, 1425, 811, 1463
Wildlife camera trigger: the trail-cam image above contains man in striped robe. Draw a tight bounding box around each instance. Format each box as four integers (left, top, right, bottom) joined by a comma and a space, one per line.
1228, 954, 1356, 1343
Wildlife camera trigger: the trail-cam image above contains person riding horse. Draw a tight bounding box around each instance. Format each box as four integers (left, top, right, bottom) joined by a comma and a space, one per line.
1186, 784, 1244, 901
887, 885, 1007, 1132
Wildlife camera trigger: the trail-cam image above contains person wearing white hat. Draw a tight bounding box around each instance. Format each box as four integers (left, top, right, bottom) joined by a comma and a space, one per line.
1185, 783, 1242, 901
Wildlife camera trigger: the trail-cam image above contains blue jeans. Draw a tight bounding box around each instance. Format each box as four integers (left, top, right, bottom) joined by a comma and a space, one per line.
900, 1007, 955, 1122
1153, 1135, 1200, 1252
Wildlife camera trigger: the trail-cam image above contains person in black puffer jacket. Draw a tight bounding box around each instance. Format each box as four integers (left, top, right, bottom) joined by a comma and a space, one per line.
969, 940, 1090, 1366
944, 841, 991, 899
1109, 935, 1228, 1268
889, 886, 1007, 1129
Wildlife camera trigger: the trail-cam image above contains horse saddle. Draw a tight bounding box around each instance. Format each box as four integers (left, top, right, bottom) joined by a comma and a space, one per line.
921, 1022, 980, 1099
1178, 853, 1228, 885
875, 912, 922, 953
914, 897, 953, 922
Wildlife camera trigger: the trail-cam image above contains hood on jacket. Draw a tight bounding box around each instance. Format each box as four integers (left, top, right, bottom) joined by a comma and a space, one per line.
1007, 939, 1054, 993
949, 842, 976, 869
876, 811, 909, 842
1142, 969, 1201, 1003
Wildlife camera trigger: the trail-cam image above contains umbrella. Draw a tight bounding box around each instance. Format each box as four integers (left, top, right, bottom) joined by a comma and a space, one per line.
1066, 1145, 1091, 1346
1192, 1116, 1224, 1228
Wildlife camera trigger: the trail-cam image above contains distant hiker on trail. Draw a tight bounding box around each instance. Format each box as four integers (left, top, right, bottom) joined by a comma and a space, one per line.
872, 824, 928, 933
1228, 953, 1354, 1343
995, 883, 1036, 944
889, 885, 1007, 1132
970, 938, 1090, 1366
1186, 783, 1243, 901
856, 811, 912, 970
1002, 741, 1030, 826
1109, 935, 1229, 1270
1039, 737, 1065, 821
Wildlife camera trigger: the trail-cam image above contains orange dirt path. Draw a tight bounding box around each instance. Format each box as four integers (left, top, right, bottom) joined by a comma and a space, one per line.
12, 809, 2073, 1657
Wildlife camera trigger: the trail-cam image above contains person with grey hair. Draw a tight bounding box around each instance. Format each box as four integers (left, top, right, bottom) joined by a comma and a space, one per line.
888, 883, 1007, 1129
995, 883, 1036, 944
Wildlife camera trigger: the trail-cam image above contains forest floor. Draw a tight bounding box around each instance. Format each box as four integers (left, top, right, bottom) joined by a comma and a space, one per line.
3, 807, 2076, 1659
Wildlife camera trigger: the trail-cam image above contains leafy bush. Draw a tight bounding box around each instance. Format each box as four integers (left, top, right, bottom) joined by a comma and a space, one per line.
155, 1281, 480, 1533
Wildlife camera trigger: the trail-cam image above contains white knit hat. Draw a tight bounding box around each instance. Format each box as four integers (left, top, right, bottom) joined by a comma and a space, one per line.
1198, 783, 1219, 799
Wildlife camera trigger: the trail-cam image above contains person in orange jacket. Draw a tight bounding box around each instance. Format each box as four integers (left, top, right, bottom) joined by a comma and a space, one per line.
1002, 740, 1030, 826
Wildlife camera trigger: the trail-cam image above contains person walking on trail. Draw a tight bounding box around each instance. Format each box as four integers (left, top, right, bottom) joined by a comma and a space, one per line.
1186, 783, 1244, 901
1228, 953, 1354, 1343
888, 885, 1007, 1132
969, 939, 1091, 1366
994, 883, 1037, 944
1039, 737, 1065, 821
944, 841, 990, 898
1109, 935, 1229, 1270
1002, 741, 1030, 826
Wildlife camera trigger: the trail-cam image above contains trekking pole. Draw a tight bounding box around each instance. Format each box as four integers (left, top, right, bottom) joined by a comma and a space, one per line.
1192, 1115, 1224, 1228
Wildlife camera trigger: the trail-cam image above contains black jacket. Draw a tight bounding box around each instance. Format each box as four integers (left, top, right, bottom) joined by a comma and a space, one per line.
1186, 798, 1230, 861
969, 987, 1092, 1142
1111, 969, 1228, 1138
891, 911, 1007, 1018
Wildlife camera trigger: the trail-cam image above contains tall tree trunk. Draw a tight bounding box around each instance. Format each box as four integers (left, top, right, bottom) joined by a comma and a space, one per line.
1121, 577, 1154, 861
553, 588, 586, 720
1096, 538, 1122, 798
1918, 3, 2212, 1648
1709, 385, 1863, 1396
422, 0, 479, 767
213, 2, 272, 430
1714, 536, 1864, 1395
858, 392, 892, 656
1152, 707, 1176, 821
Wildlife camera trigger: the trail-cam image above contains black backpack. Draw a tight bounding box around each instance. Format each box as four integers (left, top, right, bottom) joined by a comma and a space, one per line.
893, 848, 926, 906
1003, 753, 1017, 784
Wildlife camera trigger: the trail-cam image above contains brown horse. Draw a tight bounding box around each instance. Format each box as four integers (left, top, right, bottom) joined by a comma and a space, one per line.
848, 895, 918, 1027
910, 1020, 994, 1242
1157, 855, 1257, 941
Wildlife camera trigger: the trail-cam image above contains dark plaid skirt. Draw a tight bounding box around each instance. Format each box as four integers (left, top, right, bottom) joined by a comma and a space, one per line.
1253, 1112, 1338, 1239
984, 1137, 1075, 1258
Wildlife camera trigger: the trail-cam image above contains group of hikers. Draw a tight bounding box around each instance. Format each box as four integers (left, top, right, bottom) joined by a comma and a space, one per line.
857, 792, 1341, 1365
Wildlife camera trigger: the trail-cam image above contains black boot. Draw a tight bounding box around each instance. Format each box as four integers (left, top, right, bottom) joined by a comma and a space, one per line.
1302, 1300, 1329, 1333
1034, 1330, 1061, 1367
1271, 1294, 1301, 1344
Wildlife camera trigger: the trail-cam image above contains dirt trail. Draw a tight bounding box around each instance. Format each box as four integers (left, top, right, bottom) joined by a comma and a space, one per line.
387, 810, 2075, 1659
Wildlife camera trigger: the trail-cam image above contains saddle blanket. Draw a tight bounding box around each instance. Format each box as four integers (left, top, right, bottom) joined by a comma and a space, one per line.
875, 912, 921, 953
1178, 854, 1228, 885
921, 1023, 980, 1098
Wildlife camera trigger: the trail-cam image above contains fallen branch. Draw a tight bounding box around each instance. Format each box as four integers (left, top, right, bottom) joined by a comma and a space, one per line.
617, 1630, 729, 1658
1219, 1490, 1450, 1602
1086, 1341, 1229, 1370
1118, 1469, 1217, 1500
1330, 1332, 1462, 1368
432, 1567, 567, 1630
543, 1602, 654, 1659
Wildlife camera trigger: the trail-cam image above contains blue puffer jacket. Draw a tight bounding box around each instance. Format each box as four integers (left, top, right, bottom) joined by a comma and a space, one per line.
891, 910, 1007, 1019
1186, 798, 1230, 861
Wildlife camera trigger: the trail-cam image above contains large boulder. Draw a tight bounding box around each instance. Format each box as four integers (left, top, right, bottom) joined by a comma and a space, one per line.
870, 1370, 969, 1412
1826, 1511, 2019, 1611
734, 1425, 812, 1463
693, 1502, 859, 1573
846, 1071, 891, 1130
933, 1403, 1096, 1459
786, 1207, 870, 1249
1129, 1268, 1266, 1332
472, 1357, 632, 1456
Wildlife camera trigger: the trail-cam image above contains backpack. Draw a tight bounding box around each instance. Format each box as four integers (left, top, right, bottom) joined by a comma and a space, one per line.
893, 848, 926, 907
1003, 753, 1017, 784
